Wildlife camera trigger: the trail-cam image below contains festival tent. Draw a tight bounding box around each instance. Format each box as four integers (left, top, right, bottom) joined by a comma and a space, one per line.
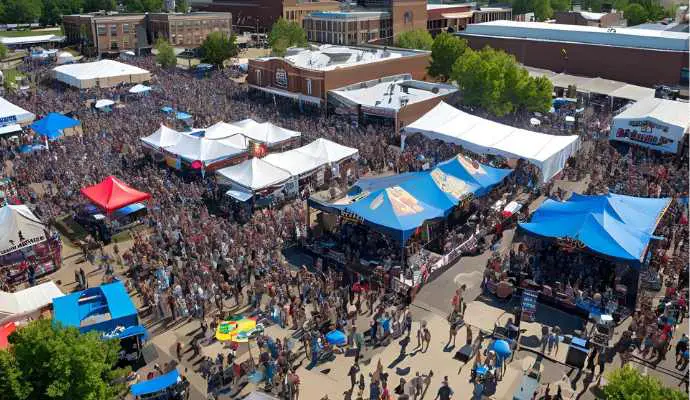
94, 99, 114, 109
519, 193, 671, 263
216, 158, 292, 192
232, 119, 301, 147
56, 51, 77, 65
80, 176, 151, 214
53, 281, 139, 334
128, 83, 151, 94
0, 281, 64, 323
204, 121, 245, 140
350, 172, 423, 195
0, 97, 35, 126
0, 204, 47, 256
130, 369, 181, 397
140, 124, 183, 150
263, 148, 326, 177
52, 60, 151, 89
217, 133, 249, 150
342, 186, 446, 243
404, 102, 580, 182
164, 134, 245, 165
295, 138, 359, 165
436, 155, 513, 196
30, 112, 80, 140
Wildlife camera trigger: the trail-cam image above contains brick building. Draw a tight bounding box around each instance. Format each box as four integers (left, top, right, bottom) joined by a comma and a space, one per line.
553, 10, 625, 28
458, 21, 689, 87
191, 0, 340, 32
63, 12, 231, 55
247, 44, 431, 107
303, 11, 393, 45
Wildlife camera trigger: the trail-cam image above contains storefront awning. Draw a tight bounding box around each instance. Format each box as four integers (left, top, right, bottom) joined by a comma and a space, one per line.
442, 11, 474, 19
249, 84, 323, 106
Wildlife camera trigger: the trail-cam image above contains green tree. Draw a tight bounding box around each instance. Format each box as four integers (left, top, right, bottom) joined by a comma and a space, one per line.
175, 0, 189, 12
155, 38, 177, 68
200, 31, 238, 67
1, 0, 42, 24
603, 365, 687, 400
624, 3, 649, 26
395, 28, 433, 50
428, 32, 467, 81
268, 18, 307, 56
0, 319, 126, 400
612, 0, 629, 10
533, 0, 554, 20
82, 0, 116, 12
511, 0, 534, 15
0, 43, 8, 60
550, 0, 571, 12
525, 75, 553, 113
123, 0, 164, 12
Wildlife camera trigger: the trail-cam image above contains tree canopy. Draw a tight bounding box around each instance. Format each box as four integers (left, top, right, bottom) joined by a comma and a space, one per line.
0, 319, 126, 400
269, 18, 307, 57
122, 0, 164, 12
175, 0, 189, 13
624, 3, 649, 26
533, 0, 554, 21
155, 38, 176, 69
603, 365, 687, 400
428, 32, 467, 81
0, 0, 42, 24
451, 46, 553, 116
200, 31, 238, 67
395, 28, 433, 50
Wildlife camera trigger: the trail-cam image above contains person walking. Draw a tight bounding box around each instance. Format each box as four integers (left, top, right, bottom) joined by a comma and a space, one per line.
434, 376, 453, 400
348, 362, 360, 389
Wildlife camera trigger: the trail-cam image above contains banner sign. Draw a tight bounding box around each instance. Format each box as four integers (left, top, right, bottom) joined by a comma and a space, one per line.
611, 118, 682, 153
0, 234, 46, 256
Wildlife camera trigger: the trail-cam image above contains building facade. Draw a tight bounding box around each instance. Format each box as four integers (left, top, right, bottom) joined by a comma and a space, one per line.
458, 21, 689, 87
191, 0, 340, 33
303, 11, 392, 45
554, 11, 625, 28
63, 12, 231, 55
247, 45, 431, 106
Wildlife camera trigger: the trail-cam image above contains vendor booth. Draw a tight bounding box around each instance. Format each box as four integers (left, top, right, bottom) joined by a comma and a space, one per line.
141, 124, 183, 151
0, 96, 35, 126
0, 280, 63, 323
610, 97, 689, 154
0, 204, 61, 286
81, 176, 151, 214
216, 158, 293, 206
53, 281, 148, 367
30, 112, 81, 141
130, 369, 185, 399
52, 60, 151, 89
404, 102, 580, 182
516, 193, 671, 321
231, 119, 301, 150
163, 133, 247, 173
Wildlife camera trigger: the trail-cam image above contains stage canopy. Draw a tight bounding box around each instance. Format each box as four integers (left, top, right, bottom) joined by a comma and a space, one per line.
263, 138, 359, 177
0, 281, 63, 323
30, 112, 79, 140
164, 134, 245, 165
519, 193, 671, 263
53, 281, 138, 334
53, 60, 151, 89
216, 158, 292, 192
140, 124, 182, 149
0, 204, 47, 256
296, 138, 359, 164
232, 119, 301, 146
81, 176, 151, 213
130, 369, 181, 397
404, 102, 580, 182
0, 96, 35, 126
610, 97, 689, 153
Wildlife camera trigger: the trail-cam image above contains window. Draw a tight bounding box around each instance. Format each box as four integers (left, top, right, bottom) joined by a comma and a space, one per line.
255, 69, 262, 85
306, 79, 312, 95
97, 24, 106, 36
123, 23, 130, 33
123, 38, 129, 48
111, 41, 119, 50
110, 24, 117, 36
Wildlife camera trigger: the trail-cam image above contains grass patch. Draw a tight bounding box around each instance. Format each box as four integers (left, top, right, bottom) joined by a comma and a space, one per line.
0, 28, 61, 38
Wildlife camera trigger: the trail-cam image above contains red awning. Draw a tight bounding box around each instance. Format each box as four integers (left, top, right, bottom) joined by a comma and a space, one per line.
0, 322, 16, 349
80, 176, 151, 213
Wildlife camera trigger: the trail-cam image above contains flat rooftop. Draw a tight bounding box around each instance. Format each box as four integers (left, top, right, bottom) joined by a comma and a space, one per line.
0, 34, 65, 45
331, 76, 457, 111
427, 2, 476, 10
308, 10, 390, 19
257, 44, 427, 71
461, 20, 690, 52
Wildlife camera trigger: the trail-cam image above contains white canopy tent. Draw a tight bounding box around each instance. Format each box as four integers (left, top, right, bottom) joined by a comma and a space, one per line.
216, 158, 292, 191
128, 83, 151, 94
404, 102, 581, 182
295, 138, 359, 165
56, 51, 77, 65
0, 281, 63, 323
232, 119, 301, 146
204, 121, 245, 140
140, 124, 183, 149
165, 134, 245, 164
0, 97, 35, 126
94, 99, 114, 109
610, 97, 689, 153
52, 60, 151, 89
0, 205, 47, 256
263, 149, 325, 177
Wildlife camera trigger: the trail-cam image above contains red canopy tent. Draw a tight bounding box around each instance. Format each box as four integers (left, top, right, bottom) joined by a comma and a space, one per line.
0, 322, 16, 349
80, 176, 151, 213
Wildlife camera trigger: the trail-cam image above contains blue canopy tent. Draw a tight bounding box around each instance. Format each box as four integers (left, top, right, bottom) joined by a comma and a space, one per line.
130, 369, 180, 397
343, 186, 446, 243
436, 155, 513, 196
30, 112, 80, 141
399, 171, 472, 216
53, 281, 141, 334
175, 111, 192, 121
160, 106, 173, 114
519, 193, 670, 264
349, 172, 422, 195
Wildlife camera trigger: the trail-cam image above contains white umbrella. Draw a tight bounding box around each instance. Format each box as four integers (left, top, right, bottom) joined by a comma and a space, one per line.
129, 84, 151, 94
565, 116, 575, 123
529, 118, 541, 126
95, 99, 114, 109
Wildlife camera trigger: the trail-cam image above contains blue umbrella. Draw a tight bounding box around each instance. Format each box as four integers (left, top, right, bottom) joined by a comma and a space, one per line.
492, 339, 511, 358
325, 330, 347, 346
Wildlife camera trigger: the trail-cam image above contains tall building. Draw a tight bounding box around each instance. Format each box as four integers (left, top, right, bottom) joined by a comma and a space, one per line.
62, 12, 232, 56
191, 0, 341, 33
